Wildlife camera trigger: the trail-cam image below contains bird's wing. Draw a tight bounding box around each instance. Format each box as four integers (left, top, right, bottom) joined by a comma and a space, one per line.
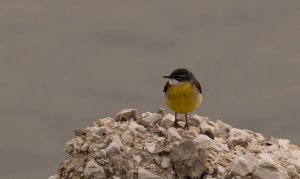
163, 82, 170, 92
193, 80, 202, 93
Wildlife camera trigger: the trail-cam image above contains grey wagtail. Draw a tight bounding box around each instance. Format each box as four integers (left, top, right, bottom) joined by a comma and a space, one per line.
163, 68, 202, 129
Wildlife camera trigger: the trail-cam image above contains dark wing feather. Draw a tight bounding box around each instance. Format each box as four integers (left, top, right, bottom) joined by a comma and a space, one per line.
193, 80, 202, 93
163, 82, 170, 92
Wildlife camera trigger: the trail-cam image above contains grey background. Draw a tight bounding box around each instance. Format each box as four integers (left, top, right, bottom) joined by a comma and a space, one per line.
1, 1, 300, 178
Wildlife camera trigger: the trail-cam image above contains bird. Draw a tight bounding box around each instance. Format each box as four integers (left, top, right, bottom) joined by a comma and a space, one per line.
163, 68, 202, 129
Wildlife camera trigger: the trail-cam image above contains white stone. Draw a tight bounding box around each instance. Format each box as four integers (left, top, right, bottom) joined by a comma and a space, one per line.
253, 162, 288, 179
142, 113, 163, 125
291, 149, 300, 159
133, 154, 142, 164
289, 159, 300, 173
138, 167, 161, 179
145, 142, 156, 153
286, 165, 300, 177
258, 153, 274, 163
157, 137, 165, 144
161, 113, 175, 128
278, 139, 290, 150
115, 108, 139, 121
122, 130, 133, 142
128, 122, 146, 135
231, 153, 258, 176
194, 134, 213, 149
84, 159, 105, 179
81, 142, 89, 152
167, 127, 182, 142
106, 143, 122, 164
230, 128, 253, 140
161, 156, 171, 168
48, 175, 59, 179
97, 126, 111, 136
112, 134, 123, 147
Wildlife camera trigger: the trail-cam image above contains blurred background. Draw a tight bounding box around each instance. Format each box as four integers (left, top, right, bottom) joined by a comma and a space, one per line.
1, 0, 300, 178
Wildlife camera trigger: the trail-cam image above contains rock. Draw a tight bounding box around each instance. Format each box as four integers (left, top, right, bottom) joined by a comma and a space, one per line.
128, 122, 146, 136
231, 139, 249, 148
145, 142, 155, 153
138, 167, 161, 179
122, 130, 133, 143
141, 112, 163, 126
112, 134, 123, 148
54, 109, 300, 179
97, 126, 111, 137
95, 117, 115, 126
74, 128, 86, 136
106, 143, 122, 165
278, 139, 290, 150
289, 160, 300, 173
258, 153, 274, 163
170, 139, 207, 178
167, 127, 182, 142
231, 153, 258, 176
161, 113, 175, 128
253, 162, 288, 179
161, 156, 171, 168
84, 159, 106, 179
48, 175, 59, 179
133, 154, 142, 164
115, 108, 139, 121
157, 137, 165, 144
194, 134, 213, 149
286, 165, 300, 178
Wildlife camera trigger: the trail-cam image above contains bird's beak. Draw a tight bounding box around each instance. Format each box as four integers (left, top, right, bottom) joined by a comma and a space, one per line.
163, 75, 171, 79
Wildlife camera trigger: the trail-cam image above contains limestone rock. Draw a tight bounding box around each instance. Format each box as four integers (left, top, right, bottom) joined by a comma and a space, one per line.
161, 113, 175, 128
138, 167, 161, 179
253, 162, 288, 179
145, 142, 155, 153
167, 127, 182, 142
112, 134, 123, 148
231, 153, 258, 176
84, 159, 106, 179
161, 156, 171, 168
170, 139, 207, 178
106, 143, 122, 165
115, 108, 139, 121
48, 175, 59, 179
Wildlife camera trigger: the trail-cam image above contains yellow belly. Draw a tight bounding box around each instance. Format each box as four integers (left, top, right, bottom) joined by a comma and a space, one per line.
165, 83, 202, 114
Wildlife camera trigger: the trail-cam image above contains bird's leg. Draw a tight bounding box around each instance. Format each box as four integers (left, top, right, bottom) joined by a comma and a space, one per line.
185, 113, 189, 129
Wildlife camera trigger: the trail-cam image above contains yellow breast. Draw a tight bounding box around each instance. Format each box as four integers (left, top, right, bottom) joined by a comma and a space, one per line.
165, 82, 202, 114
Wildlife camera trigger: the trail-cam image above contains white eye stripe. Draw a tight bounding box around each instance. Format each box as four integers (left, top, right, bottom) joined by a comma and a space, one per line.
169, 79, 180, 85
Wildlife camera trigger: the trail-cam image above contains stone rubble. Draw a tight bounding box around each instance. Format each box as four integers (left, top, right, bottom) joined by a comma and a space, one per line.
51, 108, 300, 179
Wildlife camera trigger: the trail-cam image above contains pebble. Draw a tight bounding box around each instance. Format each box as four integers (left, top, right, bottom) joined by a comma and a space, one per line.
167, 127, 182, 142
115, 108, 139, 121
161, 113, 175, 128
231, 153, 258, 176
253, 162, 288, 179
145, 142, 156, 153
138, 167, 161, 179
112, 134, 123, 148
122, 130, 133, 142
106, 143, 122, 164
142, 113, 163, 126
194, 134, 213, 149
84, 159, 106, 179
161, 156, 171, 168
48, 175, 59, 179
129, 122, 146, 136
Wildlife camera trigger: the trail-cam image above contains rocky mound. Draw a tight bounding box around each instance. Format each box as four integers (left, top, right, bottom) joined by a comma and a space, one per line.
49, 109, 300, 179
